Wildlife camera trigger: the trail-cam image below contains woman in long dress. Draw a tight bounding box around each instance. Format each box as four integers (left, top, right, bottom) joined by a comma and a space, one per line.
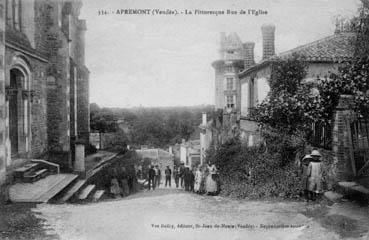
199, 166, 207, 194
205, 164, 218, 195
110, 168, 122, 197
194, 167, 203, 193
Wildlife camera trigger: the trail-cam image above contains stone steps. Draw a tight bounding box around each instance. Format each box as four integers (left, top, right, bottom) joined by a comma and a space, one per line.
13, 163, 41, 181
9, 173, 78, 203
78, 184, 96, 200
338, 181, 369, 195
59, 179, 86, 203
23, 169, 49, 183
92, 190, 105, 202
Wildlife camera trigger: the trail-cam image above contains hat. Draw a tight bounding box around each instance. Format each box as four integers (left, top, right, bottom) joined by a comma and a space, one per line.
311, 150, 322, 157
302, 154, 313, 161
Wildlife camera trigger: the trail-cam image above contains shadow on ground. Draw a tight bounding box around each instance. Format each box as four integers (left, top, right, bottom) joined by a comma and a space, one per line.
0, 203, 59, 240
302, 202, 368, 239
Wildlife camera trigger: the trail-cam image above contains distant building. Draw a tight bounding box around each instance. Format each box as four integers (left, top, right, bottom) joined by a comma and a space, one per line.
180, 139, 201, 168
136, 148, 174, 174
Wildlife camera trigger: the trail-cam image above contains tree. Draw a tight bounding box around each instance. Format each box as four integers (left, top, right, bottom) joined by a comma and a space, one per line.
252, 55, 310, 134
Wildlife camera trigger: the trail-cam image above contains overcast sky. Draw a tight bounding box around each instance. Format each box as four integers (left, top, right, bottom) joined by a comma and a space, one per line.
80, 0, 360, 108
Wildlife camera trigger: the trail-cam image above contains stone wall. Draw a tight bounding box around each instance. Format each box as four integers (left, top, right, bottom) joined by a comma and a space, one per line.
4, 49, 48, 158
332, 95, 357, 181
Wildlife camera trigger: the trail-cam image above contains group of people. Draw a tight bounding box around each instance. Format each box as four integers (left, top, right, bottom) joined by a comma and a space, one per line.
144, 163, 220, 195
299, 150, 323, 201
147, 165, 173, 189
108, 164, 138, 198
172, 163, 219, 195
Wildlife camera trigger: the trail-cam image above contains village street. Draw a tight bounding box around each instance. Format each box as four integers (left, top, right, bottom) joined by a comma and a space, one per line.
33, 186, 369, 240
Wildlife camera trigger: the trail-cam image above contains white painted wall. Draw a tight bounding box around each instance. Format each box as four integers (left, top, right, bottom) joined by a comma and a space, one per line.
257, 77, 270, 104
180, 145, 187, 164
241, 82, 249, 116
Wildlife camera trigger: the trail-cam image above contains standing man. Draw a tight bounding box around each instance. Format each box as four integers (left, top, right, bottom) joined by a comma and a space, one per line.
148, 165, 156, 190
165, 166, 172, 187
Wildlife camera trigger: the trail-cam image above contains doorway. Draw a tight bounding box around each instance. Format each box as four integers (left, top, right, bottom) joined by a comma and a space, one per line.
8, 68, 25, 157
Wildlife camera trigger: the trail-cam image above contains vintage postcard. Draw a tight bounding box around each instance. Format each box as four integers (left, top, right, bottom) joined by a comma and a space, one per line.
1, 0, 369, 240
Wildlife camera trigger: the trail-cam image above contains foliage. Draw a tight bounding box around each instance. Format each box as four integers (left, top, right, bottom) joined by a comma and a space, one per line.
251, 55, 312, 134
207, 138, 301, 199
90, 103, 119, 133
104, 130, 129, 153
253, 0, 369, 133
261, 127, 306, 165
90, 103, 213, 148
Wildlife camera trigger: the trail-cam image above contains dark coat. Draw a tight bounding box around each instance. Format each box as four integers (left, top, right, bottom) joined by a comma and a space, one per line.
148, 168, 155, 179
165, 168, 172, 176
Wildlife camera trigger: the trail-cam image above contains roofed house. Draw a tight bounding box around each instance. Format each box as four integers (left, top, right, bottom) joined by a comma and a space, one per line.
237, 25, 355, 145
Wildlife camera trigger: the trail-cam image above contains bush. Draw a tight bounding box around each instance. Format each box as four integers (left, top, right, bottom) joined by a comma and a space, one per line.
208, 138, 302, 199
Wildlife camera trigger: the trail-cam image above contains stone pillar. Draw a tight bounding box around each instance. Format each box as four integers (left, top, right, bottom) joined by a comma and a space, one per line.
74, 142, 85, 177
332, 95, 356, 181
0, 0, 7, 187
46, 2, 72, 171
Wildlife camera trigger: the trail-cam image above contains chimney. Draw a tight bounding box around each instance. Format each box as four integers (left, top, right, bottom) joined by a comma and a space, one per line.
243, 42, 255, 69
261, 24, 276, 60
202, 112, 207, 125
219, 32, 226, 59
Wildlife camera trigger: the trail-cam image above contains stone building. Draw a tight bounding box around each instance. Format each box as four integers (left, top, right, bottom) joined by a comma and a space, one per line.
0, 0, 90, 186
212, 33, 255, 113
238, 24, 355, 145
210, 24, 369, 182
211, 24, 355, 146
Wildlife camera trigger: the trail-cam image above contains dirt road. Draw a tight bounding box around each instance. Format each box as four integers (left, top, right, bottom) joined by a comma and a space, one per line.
30, 187, 369, 240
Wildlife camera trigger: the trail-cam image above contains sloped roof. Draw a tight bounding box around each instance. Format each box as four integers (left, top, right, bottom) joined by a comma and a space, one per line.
278, 32, 355, 62
239, 32, 356, 77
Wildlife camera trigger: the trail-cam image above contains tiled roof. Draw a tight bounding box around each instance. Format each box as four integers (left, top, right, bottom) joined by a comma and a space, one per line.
278, 32, 355, 62
239, 32, 356, 77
